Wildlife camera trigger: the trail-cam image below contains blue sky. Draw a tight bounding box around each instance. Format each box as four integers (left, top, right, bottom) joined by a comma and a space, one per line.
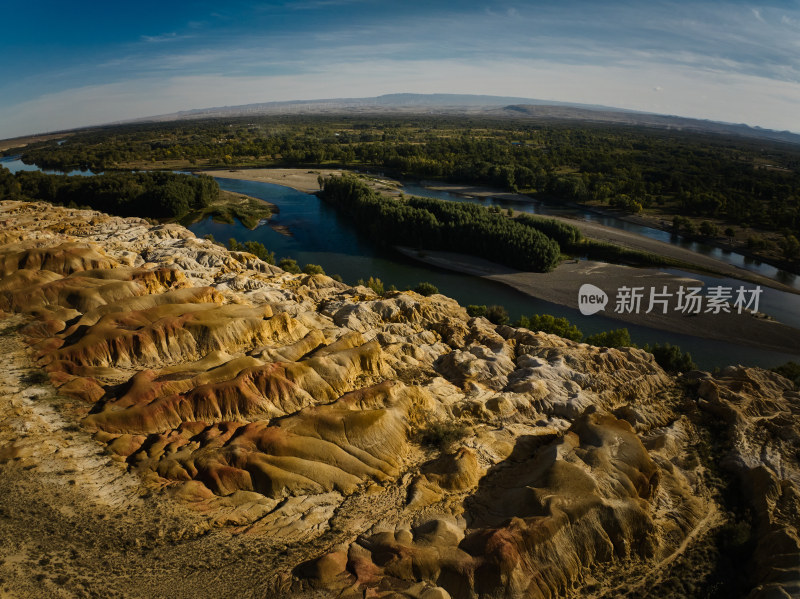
2, 1, 800, 138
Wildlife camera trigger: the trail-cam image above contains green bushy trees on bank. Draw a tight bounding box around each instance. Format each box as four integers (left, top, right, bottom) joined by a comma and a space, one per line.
320, 174, 561, 272
1, 167, 218, 219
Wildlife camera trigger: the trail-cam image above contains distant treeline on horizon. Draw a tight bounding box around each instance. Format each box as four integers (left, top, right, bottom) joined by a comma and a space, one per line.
11, 114, 800, 240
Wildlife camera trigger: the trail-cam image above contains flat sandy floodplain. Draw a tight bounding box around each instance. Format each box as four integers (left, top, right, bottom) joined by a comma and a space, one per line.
397, 248, 800, 355
203, 168, 343, 194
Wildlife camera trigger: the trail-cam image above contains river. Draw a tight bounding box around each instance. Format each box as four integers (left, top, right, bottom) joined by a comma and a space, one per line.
2, 156, 798, 369
400, 184, 800, 290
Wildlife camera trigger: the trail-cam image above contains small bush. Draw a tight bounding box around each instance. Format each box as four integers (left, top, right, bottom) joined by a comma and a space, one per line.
366, 276, 385, 295
699, 221, 719, 238
278, 257, 301, 274
0, 321, 26, 335
413, 282, 439, 296
358, 276, 385, 295
302, 263, 325, 275
331, 274, 343, 283
781, 234, 800, 261
644, 342, 696, 373
719, 519, 752, 552
585, 328, 632, 348
773, 361, 800, 389
21, 370, 49, 385
517, 314, 583, 341
243, 240, 275, 264
485, 305, 509, 326
466, 304, 487, 318
419, 421, 468, 450
747, 235, 767, 250
203, 234, 224, 248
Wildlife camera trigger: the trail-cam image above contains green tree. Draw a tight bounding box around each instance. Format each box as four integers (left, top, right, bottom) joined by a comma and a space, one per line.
772, 361, 800, 389
485, 305, 509, 325
0, 166, 21, 198
747, 235, 767, 250
585, 328, 631, 348
302, 263, 325, 275
644, 343, 696, 373
517, 314, 583, 341
683, 221, 697, 237
699, 221, 719, 238
413, 282, 439, 296
780, 235, 800, 261
279, 257, 301, 273
365, 276, 385, 295
243, 241, 275, 264
466, 305, 487, 318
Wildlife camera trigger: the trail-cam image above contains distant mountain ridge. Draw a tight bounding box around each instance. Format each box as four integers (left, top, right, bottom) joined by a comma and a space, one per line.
132, 93, 800, 145
153, 93, 625, 117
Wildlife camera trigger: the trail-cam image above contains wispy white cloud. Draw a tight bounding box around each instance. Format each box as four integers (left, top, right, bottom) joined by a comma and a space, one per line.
781, 14, 799, 27
272, 0, 368, 10
141, 32, 186, 43
1, 56, 799, 138
2, 1, 800, 137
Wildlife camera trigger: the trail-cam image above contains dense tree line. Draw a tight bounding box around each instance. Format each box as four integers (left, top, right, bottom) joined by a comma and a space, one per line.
13, 115, 800, 236
514, 214, 583, 247
0, 167, 218, 219
320, 174, 561, 272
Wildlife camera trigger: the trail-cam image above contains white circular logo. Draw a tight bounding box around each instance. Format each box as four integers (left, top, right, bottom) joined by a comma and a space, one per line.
578, 284, 608, 316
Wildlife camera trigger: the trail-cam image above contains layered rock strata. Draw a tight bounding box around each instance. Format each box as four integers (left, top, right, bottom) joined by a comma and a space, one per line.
0, 199, 797, 598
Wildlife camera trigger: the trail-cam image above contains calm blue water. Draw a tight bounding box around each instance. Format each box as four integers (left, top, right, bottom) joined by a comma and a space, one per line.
3, 157, 798, 368
1, 155, 100, 177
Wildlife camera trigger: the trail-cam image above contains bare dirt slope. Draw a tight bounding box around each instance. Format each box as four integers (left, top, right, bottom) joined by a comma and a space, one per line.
0, 200, 798, 598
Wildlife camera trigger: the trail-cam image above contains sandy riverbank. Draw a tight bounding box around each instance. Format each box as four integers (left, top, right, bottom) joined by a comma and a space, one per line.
397, 247, 800, 356
201, 167, 405, 197
0, 132, 73, 152
201, 168, 342, 193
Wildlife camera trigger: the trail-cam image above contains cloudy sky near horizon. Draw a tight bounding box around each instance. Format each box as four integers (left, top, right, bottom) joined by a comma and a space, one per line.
2, 0, 800, 138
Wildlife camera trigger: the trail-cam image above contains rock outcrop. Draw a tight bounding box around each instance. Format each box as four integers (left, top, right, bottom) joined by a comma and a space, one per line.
0, 199, 797, 599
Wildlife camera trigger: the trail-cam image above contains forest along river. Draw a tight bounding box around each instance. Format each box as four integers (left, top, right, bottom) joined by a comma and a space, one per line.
2, 156, 797, 369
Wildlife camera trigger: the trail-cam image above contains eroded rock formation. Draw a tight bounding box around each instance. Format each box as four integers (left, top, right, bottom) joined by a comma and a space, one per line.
0, 199, 797, 598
